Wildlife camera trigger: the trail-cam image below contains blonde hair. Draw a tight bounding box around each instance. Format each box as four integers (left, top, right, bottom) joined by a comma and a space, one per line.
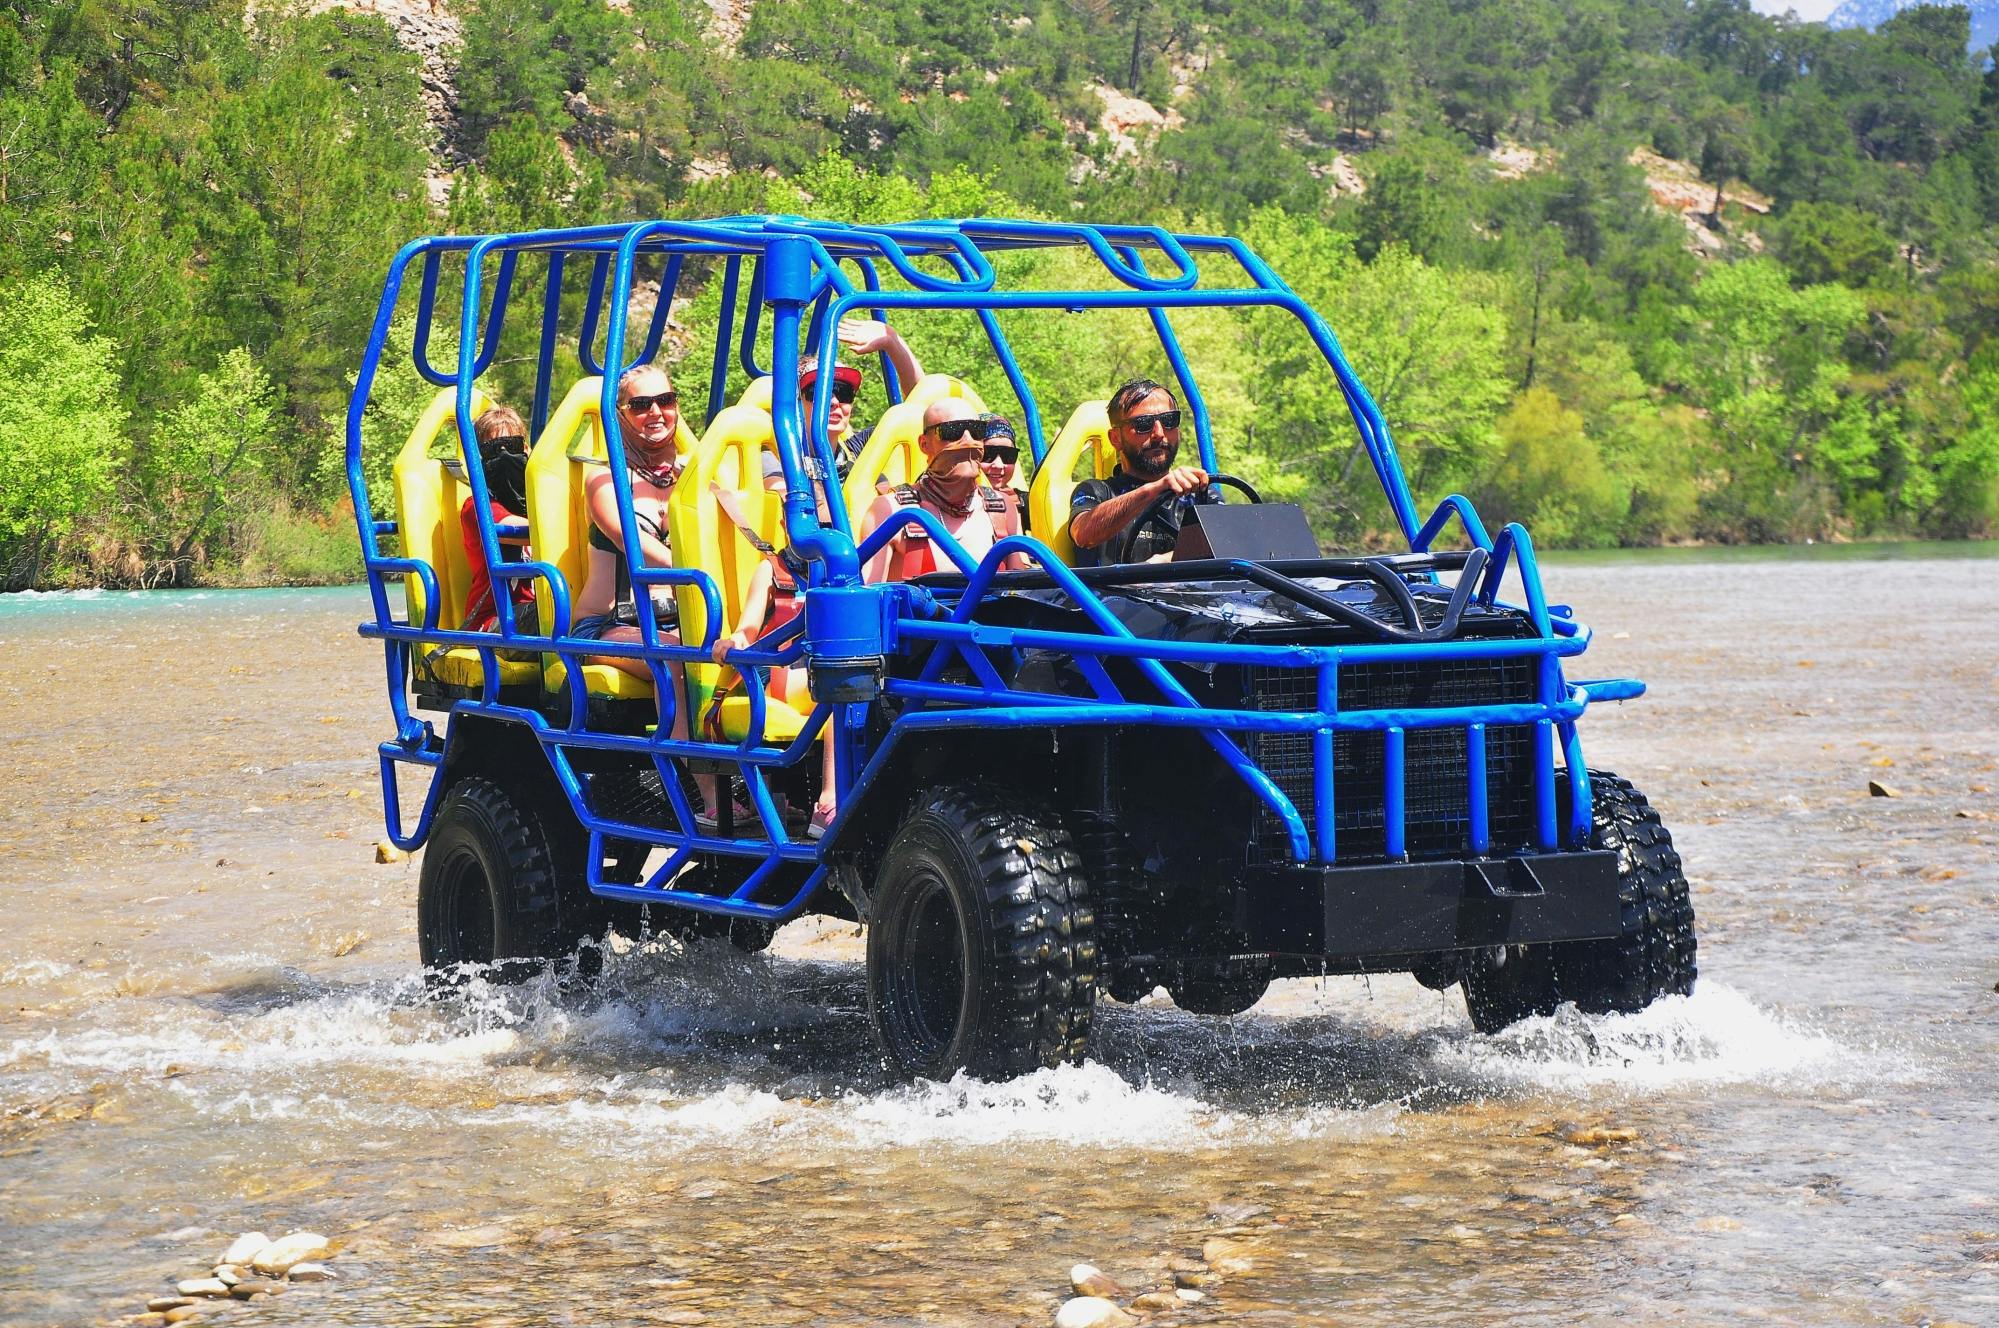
473, 405, 525, 444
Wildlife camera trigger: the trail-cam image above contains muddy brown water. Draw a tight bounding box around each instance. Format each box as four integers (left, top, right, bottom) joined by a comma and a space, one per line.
2, 550, 1996, 1327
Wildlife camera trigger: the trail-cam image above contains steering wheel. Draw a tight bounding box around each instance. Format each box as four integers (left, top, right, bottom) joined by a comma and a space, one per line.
1113, 471, 1260, 563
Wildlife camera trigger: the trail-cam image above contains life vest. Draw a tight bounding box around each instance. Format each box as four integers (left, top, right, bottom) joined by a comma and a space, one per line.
891, 482, 1008, 580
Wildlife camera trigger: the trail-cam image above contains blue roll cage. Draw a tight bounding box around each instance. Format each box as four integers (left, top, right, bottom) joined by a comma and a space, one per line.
347, 215, 1644, 926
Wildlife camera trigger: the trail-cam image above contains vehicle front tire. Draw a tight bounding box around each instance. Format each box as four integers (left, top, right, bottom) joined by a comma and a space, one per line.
867, 788, 1098, 1080
418, 776, 600, 983
1461, 770, 1698, 1032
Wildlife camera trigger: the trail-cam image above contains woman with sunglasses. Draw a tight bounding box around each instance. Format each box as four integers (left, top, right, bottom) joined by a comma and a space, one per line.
1067, 378, 1211, 566
977, 413, 1030, 536
859, 398, 1028, 583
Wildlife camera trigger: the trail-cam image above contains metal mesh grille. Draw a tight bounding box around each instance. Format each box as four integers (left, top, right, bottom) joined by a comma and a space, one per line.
1245, 657, 1538, 863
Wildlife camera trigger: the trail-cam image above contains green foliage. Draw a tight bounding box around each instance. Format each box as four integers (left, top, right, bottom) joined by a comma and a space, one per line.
0, 274, 128, 588
142, 348, 284, 579
5, 0, 1999, 587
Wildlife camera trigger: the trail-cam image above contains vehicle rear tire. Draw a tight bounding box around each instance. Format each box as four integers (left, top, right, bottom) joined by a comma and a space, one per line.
1461, 770, 1697, 1032
867, 788, 1098, 1080
1170, 960, 1273, 1016
1558, 771, 1699, 1014
418, 776, 602, 984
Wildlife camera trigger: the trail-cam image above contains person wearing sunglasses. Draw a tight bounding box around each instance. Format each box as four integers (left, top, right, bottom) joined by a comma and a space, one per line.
457, 405, 535, 634
977, 414, 1031, 535
1068, 378, 1212, 566
573, 365, 735, 827
860, 398, 1027, 583
762, 317, 925, 493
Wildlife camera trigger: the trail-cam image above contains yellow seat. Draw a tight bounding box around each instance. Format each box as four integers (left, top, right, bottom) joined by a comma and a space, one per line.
1026, 401, 1118, 565
735, 375, 775, 413
390, 387, 541, 693
841, 374, 987, 521
523, 376, 697, 702
667, 404, 826, 747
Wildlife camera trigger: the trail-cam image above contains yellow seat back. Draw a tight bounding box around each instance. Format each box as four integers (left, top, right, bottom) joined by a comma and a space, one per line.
668, 404, 783, 722
391, 385, 492, 632
1027, 401, 1117, 565
524, 376, 694, 699
841, 374, 987, 520
736, 375, 775, 413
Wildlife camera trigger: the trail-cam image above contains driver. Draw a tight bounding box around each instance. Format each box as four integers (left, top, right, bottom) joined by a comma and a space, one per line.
1067, 379, 1211, 565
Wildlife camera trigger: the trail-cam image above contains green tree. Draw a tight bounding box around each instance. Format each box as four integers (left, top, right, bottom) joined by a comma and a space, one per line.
1774, 201, 1898, 288
0, 274, 128, 587
142, 347, 283, 580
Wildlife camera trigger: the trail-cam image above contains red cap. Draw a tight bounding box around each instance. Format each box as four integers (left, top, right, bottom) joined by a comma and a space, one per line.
799, 361, 862, 391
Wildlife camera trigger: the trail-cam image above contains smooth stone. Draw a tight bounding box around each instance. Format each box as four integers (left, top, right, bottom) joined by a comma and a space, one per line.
374, 841, 404, 863
1070, 1263, 1124, 1298
251, 1231, 330, 1274
175, 1279, 230, 1298
1176, 1289, 1206, 1303
211, 1266, 242, 1286
285, 1262, 337, 1282
146, 1298, 194, 1312
1172, 1268, 1221, 1288
1201, 1236, 1255, 1275
219, 1232, 271, 1267
231, 1279, 286, 1299
1055, 1297, 1137, 1328
164, 1308, 206, 1324
1868, 780, 1898, 798
1206, 1201, 1271, 1224
1130, 1290, 1182, 1312
129, 1315, 170, 1327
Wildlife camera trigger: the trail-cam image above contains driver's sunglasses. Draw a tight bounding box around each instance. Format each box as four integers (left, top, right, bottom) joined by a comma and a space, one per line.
484, 434, 526, 452
828, 382, 857, 405
623, 391, 678, 415
982, 444, 1018, 465
927, 418, 990, 443
1123, 410, 1181, 436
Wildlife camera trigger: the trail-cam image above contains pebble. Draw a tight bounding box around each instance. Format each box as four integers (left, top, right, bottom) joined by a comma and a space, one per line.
175, 1278, 229, 1298
1564, 1126, 1639, 1146
164, 1308, 205, 1324
1070, 1263, 1124, 1298
250, 1230, 329, 1274
1206, 1202, 1270, 1224
1054, 1296, 1137, 1328
374, 841, 403, 863
211, 1265, 242, 1287
1201, 1237, 1255, 1275
1173, 1268, 1221, 1289
230, 1279, 286, 1299
146, 1297, 194, 1312
286, 1262, 337, 1282
1175, 1289, 1206, 1304
219, 1232, 271, 1266
1868, 780, 1897, 798
1129, 1290, 1182, 1312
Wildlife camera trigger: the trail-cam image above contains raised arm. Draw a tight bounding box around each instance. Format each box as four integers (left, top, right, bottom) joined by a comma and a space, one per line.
838, 317, 923, 389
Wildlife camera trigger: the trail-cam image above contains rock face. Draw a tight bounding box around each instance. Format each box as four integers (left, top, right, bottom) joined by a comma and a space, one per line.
1090, 83, 1184, 161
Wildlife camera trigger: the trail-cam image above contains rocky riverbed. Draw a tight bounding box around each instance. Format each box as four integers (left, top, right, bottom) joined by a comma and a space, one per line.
2, 551, 1997, 1326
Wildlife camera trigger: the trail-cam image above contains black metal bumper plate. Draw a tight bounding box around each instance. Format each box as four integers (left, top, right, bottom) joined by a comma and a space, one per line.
1232, 850, 1623, 958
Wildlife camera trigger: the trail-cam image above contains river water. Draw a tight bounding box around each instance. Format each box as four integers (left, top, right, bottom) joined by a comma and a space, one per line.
1, 551, 1996, 1327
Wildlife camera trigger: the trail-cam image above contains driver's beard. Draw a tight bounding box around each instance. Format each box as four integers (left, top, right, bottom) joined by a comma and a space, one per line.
1126, 441, 1174, 480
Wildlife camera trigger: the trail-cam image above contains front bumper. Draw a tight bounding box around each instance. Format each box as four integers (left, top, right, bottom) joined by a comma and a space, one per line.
1231, 850, 1622, 959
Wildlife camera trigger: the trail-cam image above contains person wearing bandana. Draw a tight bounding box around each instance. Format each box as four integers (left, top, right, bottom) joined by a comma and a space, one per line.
459, 405, 534, 633
859, 397, 1028, 583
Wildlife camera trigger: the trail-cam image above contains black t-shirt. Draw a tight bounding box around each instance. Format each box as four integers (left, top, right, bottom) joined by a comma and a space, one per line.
1070, 466, 1207, 565
762, 425, 874, 485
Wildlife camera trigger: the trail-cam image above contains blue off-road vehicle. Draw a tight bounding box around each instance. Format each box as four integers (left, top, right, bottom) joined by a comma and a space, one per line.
347, 217, 1696, 1080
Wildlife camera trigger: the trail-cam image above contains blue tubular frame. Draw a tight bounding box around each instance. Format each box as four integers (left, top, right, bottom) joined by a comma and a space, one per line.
347, 216, 1643, 926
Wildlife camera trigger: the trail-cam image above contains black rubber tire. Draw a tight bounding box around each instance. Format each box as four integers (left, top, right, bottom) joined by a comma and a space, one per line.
1559, 771, 1699, 1014
1170, 960, 1273, 1016
867, 788, 1098, 1080
418, 776, 601, 984
1069, 811, 1153, 1004
1461, 770, 1698, 1032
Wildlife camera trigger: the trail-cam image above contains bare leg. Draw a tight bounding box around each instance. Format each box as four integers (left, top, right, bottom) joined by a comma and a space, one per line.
592, 626, 719, 815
